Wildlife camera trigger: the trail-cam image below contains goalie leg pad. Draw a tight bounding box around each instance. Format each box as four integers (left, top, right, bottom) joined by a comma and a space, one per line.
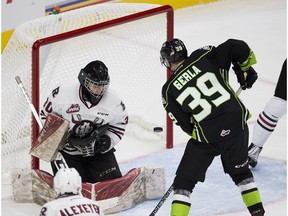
101, 166, 165, 214
12, 169, 57, 206
144, 166, 165, 199
81, 166, 165, 214
95, 167, 146, 214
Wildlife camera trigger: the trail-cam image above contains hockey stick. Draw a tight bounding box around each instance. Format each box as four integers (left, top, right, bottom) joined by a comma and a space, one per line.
235, 70, 248, 95
15, 76, 68, 169
149, 184, 174, 216
236, 86, 242, 95
15, 76, 43, 128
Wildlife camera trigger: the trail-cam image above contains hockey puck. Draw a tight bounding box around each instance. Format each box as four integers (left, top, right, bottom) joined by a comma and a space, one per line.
153, 127, 163, 132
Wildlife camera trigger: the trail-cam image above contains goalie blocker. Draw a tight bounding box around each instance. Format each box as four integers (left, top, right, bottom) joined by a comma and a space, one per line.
30, 113, 69, 162
12, 166, 165, 214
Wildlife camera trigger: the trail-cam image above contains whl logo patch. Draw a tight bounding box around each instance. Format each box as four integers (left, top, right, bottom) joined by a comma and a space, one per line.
220, 129, 230, 137
66, 104, 80, 113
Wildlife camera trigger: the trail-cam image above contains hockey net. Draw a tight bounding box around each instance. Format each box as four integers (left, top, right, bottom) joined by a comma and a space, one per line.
1, 3, 173, 171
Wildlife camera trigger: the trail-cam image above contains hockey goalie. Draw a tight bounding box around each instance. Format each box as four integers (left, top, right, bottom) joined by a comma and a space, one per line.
12, 113, 165, 214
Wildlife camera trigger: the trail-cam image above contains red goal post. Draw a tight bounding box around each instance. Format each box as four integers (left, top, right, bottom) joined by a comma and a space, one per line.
2, 3, 174, 171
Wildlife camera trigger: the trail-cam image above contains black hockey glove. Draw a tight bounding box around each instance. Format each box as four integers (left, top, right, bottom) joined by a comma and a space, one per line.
233, 66, 258, 90
68, 123, 109, 156
245, 67, 258, 89
233, 65, 247, 90
94, 134, 111, 154
68, 131, 96, 148
68, 130, 99, 157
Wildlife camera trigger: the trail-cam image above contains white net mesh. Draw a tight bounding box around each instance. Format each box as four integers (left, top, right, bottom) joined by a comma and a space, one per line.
2, 3, 171, 171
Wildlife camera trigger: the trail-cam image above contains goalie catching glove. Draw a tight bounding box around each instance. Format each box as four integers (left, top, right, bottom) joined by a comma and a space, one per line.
68, 123, 110, 157
233, 66, 258, 90
94, 134, 111, 153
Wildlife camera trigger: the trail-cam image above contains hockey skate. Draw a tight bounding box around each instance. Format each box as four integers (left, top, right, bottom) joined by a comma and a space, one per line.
248, 143, 262, 168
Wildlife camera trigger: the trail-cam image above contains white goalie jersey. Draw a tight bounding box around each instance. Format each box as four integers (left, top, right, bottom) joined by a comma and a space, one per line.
40, 80, 128, 156
39, 195, 105, 216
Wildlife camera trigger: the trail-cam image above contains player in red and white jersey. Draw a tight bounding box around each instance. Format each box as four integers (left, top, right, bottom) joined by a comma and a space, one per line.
39, 168, 105, 216
40, 60, 128, 183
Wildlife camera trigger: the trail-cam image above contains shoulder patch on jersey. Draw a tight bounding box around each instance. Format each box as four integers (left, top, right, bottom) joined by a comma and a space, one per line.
66, 104, 80, 113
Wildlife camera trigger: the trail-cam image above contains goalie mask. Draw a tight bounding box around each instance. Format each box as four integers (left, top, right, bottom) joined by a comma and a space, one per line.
54, 168, 82, 196
160, 38, 187, 70
78, 60, 110, 105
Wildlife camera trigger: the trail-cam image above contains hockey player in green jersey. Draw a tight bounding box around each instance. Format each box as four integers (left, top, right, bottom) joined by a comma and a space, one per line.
160, 38, 265, 216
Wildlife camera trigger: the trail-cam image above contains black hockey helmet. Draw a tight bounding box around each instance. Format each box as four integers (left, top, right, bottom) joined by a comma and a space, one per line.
160, 38, 187, 68
78, 60, 110, 104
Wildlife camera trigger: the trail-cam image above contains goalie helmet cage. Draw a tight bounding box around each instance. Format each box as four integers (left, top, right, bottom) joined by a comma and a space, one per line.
2, 3, 174, 170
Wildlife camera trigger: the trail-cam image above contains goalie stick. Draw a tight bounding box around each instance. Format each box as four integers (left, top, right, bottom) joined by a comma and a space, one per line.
15, 76, 68, 169
15, 76, 43, 129
149, 86, 243, 216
